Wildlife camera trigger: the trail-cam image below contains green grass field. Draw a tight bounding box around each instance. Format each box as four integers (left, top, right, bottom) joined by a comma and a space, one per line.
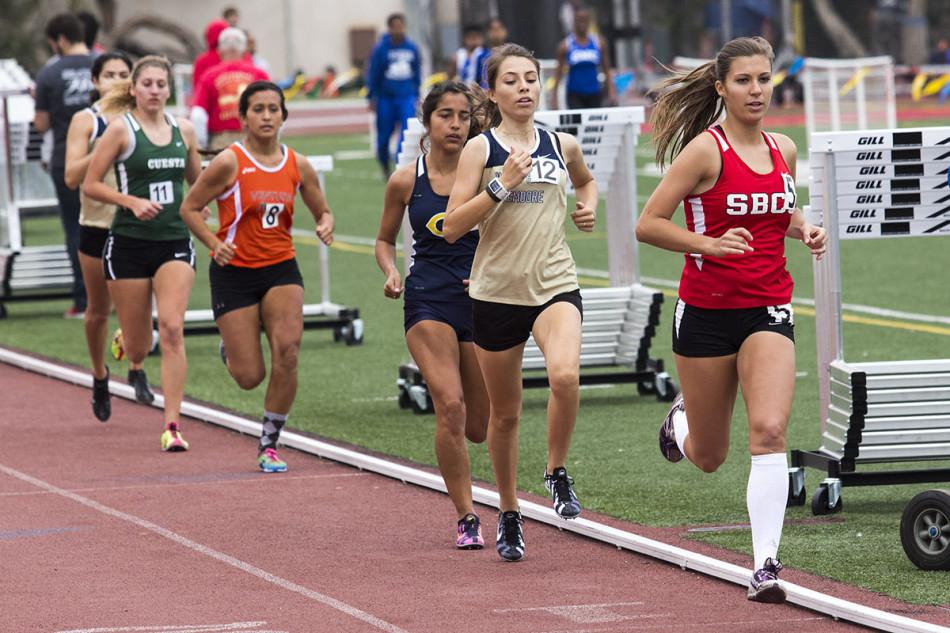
2, 121, 949, 604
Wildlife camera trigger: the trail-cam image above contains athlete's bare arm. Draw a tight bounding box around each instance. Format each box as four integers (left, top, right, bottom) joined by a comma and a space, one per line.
83, 118, 161, 221
64, 111, 95, 190
177, 118, 203, 186
180, 149, 238, 265
445, 135, 532, 243
376, 163, 415, 299
558, 132, 597, 232
773, 132, 826, 258
296, 151, 334, 246
637, 132, 754, 257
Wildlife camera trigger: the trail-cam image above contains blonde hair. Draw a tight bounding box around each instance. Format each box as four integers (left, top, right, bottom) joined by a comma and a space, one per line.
650, 36, 774, 169
98, 55, 173, 114
472, 43, 541, 130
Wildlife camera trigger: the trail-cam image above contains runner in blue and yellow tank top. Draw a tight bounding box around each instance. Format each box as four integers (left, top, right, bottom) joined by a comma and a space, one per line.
376, 81, 489, 550
83, 55, 208, 453
443, 45, 599, 562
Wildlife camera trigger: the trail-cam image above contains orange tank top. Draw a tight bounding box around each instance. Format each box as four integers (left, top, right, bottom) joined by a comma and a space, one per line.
216, 142, 301, 268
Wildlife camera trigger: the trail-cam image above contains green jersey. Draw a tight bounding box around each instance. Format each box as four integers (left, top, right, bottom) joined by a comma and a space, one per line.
111, 112, 190, 241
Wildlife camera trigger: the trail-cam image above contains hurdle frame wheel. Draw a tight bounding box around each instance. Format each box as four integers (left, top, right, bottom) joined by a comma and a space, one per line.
171, 155, 364, 346
391, 107, 676, 413
789, 127, 950, 515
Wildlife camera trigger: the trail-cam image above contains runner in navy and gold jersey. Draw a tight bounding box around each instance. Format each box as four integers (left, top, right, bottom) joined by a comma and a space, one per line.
443, 45, 598, 561
376, 81, 489, 549
180, 81, 334, 473
636, 36, 826, 603
83, 56, 207, 452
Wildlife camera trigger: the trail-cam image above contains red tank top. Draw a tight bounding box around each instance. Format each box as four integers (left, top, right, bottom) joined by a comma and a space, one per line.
215, 142, 300, 268
678, 126, 797, 309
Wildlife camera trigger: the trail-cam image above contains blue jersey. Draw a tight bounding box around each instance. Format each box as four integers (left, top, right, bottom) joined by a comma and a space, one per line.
405, 156, 478, 301
367, 34, 421, 100
566, 33, 602, 95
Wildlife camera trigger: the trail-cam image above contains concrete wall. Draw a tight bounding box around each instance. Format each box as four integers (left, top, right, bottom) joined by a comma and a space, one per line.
111, 0, 405, 79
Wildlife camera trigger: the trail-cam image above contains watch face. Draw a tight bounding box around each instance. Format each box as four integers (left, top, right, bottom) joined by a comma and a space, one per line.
489, 179, 503, 196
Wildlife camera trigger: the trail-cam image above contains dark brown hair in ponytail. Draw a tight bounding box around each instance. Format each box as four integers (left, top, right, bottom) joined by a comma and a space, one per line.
650, 36, 774, 168
418, 80, 482, 152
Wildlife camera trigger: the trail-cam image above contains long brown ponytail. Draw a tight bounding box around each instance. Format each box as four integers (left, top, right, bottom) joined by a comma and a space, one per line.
650, 36, 774, 168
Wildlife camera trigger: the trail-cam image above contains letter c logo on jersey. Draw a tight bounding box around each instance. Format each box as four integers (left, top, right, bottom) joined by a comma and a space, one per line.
726, 174, 797, 216
426, 212, 446, 237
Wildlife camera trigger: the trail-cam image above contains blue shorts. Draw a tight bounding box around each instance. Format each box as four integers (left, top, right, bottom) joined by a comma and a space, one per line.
404, 298, 474, 342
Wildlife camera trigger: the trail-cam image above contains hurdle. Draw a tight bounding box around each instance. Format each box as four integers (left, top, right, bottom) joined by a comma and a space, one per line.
177, 154, 363, 345
0, 59, 71, 318
788, 127, 950, 515
393, 107, 676, 413
800, 56, 897, 143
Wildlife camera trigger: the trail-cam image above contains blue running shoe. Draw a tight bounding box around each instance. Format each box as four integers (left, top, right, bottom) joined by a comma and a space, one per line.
748, 558, 786, 603
496, 511, 525, 561
659, 393, 685, 463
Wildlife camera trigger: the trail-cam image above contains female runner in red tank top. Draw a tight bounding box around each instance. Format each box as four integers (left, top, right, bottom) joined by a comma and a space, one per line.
636, 37, 826, 604
180, 81, 334, 473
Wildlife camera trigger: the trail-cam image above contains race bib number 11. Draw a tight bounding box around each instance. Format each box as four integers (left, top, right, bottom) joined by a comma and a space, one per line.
148, 180, 173, 205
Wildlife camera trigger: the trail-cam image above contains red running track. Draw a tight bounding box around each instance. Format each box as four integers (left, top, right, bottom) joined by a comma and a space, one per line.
1, 361, 946, 633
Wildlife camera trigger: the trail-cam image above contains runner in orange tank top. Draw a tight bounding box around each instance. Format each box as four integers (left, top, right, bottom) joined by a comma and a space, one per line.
180, 81, 334, 473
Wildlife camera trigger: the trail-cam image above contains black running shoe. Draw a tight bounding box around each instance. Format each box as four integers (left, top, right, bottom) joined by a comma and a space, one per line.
496, 510, 525, 561
544, 466, 581, 519
91, 368, 111, 422
128, 369, 155, 404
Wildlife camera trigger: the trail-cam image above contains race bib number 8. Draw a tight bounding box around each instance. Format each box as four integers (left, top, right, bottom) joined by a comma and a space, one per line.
261, 203, 284, 229
148, 181, 173, 205
526, 157, 560, 185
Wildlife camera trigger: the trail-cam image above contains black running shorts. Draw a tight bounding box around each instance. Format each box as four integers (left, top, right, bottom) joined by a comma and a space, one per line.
103, 233, 196, 280
472, 289, 583, 352
671, 298, 794, 357
209, 257, 304, 319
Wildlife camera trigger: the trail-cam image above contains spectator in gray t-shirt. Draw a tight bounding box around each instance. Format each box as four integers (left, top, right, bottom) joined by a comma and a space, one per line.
33, 13, 93, 317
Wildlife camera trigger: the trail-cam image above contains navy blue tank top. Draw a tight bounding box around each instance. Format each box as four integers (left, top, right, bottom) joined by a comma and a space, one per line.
566, 33, 602, 95
405, 155, 478, 301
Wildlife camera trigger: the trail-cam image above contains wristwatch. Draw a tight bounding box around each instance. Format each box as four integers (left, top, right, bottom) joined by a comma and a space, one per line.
486, 177, 508, 202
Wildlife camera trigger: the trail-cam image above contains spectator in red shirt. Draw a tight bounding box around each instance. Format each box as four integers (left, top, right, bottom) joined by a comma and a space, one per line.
192, 19, 229, 90
191, 27, 269, 150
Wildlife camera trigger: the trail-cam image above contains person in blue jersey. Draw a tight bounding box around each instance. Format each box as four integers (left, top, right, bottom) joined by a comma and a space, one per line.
444, 44, 598, 562
376, 81, 490, 550
367, 13, 421, 179
553, 7, 616, 108
453, 24, 485, 85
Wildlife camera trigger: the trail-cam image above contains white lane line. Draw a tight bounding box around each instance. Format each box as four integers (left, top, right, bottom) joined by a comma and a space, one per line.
537, 616, 829, 633
0, 472, 367, 498
1, 464, 410, 633
56, 622, 277, 632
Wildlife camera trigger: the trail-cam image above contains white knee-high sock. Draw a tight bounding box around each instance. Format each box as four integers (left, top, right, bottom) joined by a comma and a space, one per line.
746, 452, 788, 569
672, 408, 692, 464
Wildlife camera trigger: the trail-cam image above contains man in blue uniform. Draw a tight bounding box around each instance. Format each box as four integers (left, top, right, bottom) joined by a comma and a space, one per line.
553, 7, 616, 109
367, 13, 421, 179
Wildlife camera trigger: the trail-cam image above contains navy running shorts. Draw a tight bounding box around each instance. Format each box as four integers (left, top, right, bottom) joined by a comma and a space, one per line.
672, 298, 795, 357
209, 257, 304, 320
404, 298, 474, 342
472, 289, 583, 352
103, 233, 196, 280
